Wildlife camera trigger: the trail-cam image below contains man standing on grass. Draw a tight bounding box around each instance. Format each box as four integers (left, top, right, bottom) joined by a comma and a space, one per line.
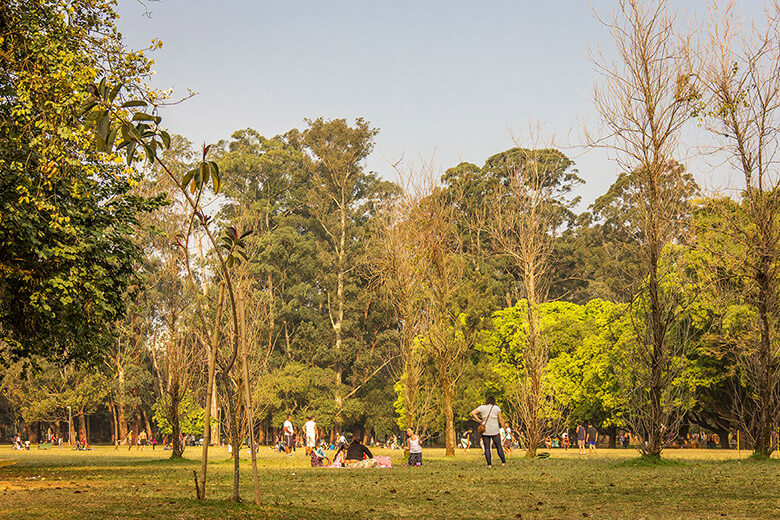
577, 422, 586, 455
587, 423, 598, 455
283, 414, 295, 456
303, 416, 317, 456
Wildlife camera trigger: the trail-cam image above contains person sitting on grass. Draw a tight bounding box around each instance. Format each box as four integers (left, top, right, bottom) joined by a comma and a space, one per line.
405, 427, 423, 466
461, 429, 472, 451
330, 444, 348, 468
310, 447, 326, 467
345, 428, 379, 468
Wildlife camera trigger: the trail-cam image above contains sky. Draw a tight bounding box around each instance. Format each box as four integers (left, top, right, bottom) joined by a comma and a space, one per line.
116, 0, 766, 208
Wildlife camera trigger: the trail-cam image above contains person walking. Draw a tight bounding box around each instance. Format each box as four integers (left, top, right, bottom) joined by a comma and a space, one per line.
587, 423, 599, 454
405, 427, 423, 466
576, 422, 586, 455
470, 396, 506, 468
503, 423, 513, 455
303, 416, 317, 456
283, 414, 295, 455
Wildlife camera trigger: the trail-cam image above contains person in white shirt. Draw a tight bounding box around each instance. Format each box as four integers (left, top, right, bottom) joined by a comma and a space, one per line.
405, 427, 423, 466
470, 396, 507, 467
502, 422, 513, 454
283, 414, 294, 455
303, 416, 317, 455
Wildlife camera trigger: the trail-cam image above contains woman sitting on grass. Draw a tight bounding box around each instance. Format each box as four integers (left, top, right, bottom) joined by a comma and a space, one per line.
344, 429, 376, 467
310, 446, 332, 467
330, 444, 348, 467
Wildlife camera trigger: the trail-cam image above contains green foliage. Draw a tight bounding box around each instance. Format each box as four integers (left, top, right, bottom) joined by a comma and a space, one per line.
0, 0, 164, 359
481, 299, 630, 429
152, 393, 206, 437
0, 355, 109, 424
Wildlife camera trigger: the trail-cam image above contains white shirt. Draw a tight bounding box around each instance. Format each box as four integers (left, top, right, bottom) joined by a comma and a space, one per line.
304, 420, 316, 438
283, 420, 293, 435
477, 404, 501, 436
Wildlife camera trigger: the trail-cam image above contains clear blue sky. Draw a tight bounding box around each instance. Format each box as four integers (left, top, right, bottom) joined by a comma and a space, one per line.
117, 0, 764, 207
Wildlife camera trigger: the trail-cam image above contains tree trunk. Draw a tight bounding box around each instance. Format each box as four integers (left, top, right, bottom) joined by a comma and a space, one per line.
332, 191, 347, 427
108, 401, 117, 443
440, 366, 455, 456
239, 288, 262, 505
608, 425, 617, 449
170, 384, 184, 459
524, 294, 542, 459
753, 259, 774, 458
645, 217, 665, 460
78, 413, 87, 443
141, 408, 153, 439
117, 363, 128, 441
717, 428, 730, 449
224, 374, 241, 503
198, 281, 225, 501
211, 384, 219, 446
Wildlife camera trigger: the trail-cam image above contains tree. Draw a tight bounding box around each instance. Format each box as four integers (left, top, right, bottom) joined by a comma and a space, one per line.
590, 0, 698, 460
303, 118, 396, 432
0, 0, 162, 360
480, 142, 582, 457
545, 300, 629, 444
409, 177, 475, 456
699, 0, 780, 458
370, 183, 435, 435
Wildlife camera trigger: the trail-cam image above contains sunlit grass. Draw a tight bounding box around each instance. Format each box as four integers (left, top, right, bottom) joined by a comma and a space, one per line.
1, 445, 778, 519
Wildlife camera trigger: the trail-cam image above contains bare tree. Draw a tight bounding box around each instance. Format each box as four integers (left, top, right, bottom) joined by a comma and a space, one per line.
370, 169, 437, 436
590, 0, 697, 459
699, 0, 780, 458
409, 168, 474, 456
482, 136, 580, 457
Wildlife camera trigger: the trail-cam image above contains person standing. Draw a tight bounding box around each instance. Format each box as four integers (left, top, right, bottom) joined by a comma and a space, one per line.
576, 422, 586, 455
502, 422, 513, 455
303, 416, 317, 456
283, 414, 295, 455
586, 423, 598, 454
405, 427, 423, 466
470, 396, 506, 468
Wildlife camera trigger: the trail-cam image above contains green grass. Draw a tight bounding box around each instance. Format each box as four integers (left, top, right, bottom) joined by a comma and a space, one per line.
1, 445, 779, 519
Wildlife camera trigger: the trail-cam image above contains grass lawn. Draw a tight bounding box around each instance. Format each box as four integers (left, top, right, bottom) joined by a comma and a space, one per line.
1, 445, 778, 519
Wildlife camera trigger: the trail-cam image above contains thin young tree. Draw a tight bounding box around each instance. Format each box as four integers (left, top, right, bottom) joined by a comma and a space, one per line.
78, 84, 258, 503
590, 0, 697, 460
700, 0, 780, 458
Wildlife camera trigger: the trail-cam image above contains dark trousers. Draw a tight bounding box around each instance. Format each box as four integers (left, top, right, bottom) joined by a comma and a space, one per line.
482, 434, 506, 466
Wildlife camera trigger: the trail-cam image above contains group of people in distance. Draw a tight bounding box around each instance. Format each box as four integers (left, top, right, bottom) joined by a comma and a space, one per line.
277, 413, 411, 468
271, 396, 624, 470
